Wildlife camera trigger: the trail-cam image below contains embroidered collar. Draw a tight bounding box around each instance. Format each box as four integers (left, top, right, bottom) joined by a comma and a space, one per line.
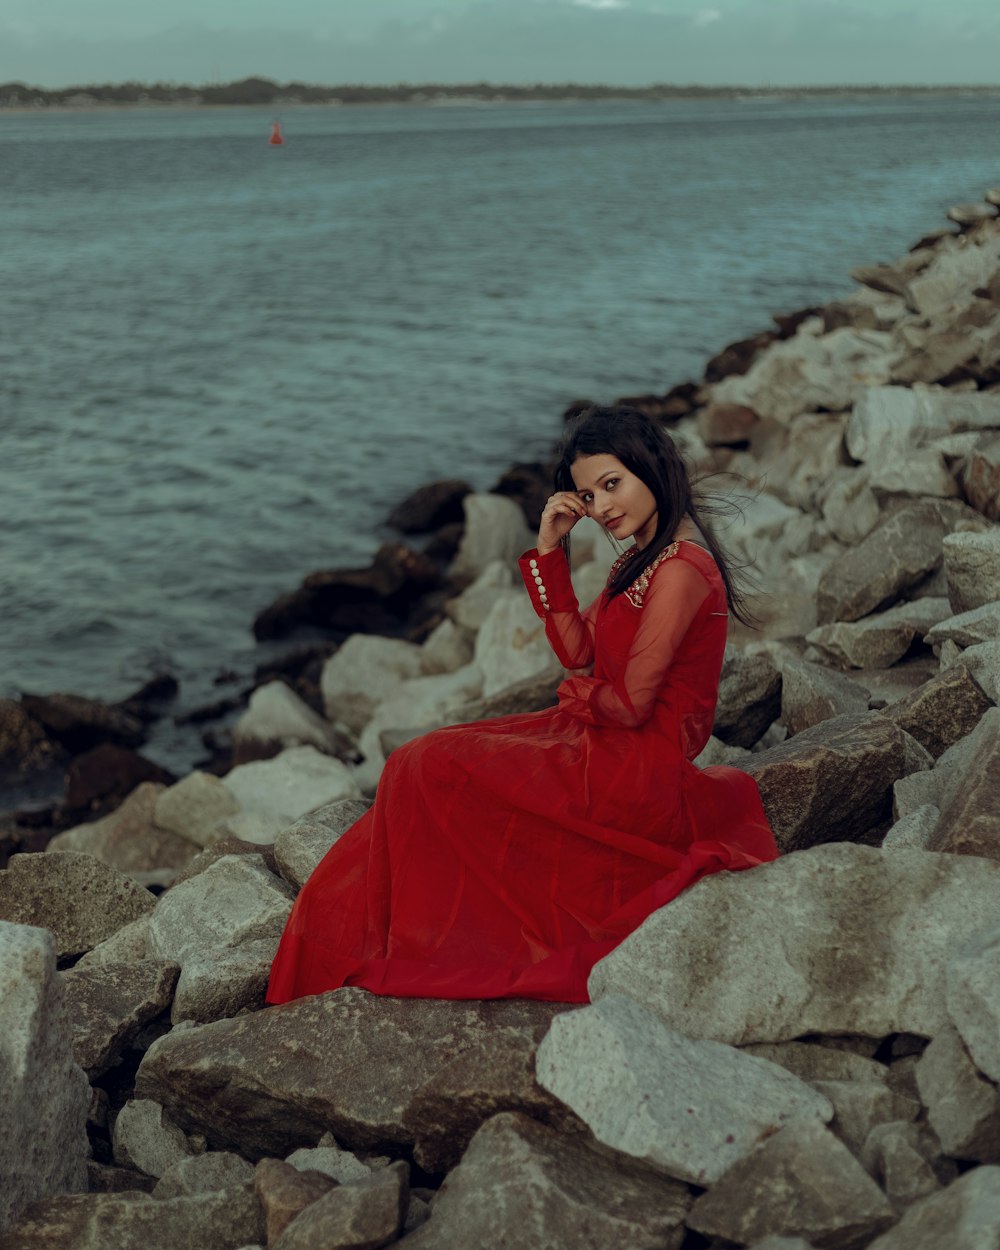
608, 541, 680, 608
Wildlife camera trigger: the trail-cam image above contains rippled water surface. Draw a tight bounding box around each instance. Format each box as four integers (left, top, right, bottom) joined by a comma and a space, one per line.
3, 95, 1000, 767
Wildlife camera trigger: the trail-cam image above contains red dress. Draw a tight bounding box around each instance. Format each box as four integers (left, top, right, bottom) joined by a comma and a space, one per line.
266, 539, 778, 1005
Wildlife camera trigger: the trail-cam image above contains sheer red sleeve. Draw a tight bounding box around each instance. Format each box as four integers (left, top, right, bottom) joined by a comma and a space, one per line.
556, 556, 712, 729
518, 548, 598, 671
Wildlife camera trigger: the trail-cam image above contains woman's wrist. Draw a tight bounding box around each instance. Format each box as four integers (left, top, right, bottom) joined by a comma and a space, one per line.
536, 541, 560, 557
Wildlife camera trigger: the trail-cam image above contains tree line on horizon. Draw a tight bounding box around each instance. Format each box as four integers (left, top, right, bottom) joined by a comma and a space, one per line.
2, 76, 998, 108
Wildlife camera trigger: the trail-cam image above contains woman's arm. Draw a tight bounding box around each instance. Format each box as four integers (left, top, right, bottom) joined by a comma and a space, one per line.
556, 557, 712, 728
518, 547, 597, 670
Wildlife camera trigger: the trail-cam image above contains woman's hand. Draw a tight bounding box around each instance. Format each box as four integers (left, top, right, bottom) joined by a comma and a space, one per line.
537, 492, 587, 555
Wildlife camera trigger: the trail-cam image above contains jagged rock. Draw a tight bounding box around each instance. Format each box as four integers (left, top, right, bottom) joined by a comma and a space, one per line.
271, 1161, 408, 1250
320, 636, 424, 733
76, 914, 152, 969
810, 1079, 918, 1156
232, 682, 345, 766
534, 995, 832, 1186
2, 1185, 264, 1250
452, 669, 562, 722
386, 478, 470, 533
777, 654, 871, 736
882, 663, 992, 758
272, 799, 371, 891
0, 923, 89, 1235
19, 692, 145, 753
868, 447, 958, 498
953, 638, 1000, 704
445, 559, 514, 632
743, 712, 916, 850
697, 402, 759, 446
401, 1113, 689, 1250
943, 528, 1000, 612
0, 699, 62, 778
881, 804, 940, 849
816, 500, 981, 625
821, 469, 880, 545
710, 324, 894, 424
253, 1157, 336, 1244
845, 385, 1000, 464
713, 650, 782, 747
153, 1152, 255, 1198
964, 432, 1000, 521
60, 959, 179, 1079
402, 1031, 579, 1174
861, 1121, 955, 1212
221, 747, 361, 845
474, 592, 560, 699
948, 202, 999, 227
687, 1119, 893, 1250
915, 1022, 1000, 1161
0, 852, 155, 959
807, 598, 951, 669
925, 601, 1000, 648
947, 924, 1000, 1084
48, 782, 197, 873
929, 706, 1000, 858
866, 1165, 1000, 1250
740, 1041, 889, 1086
418, 618, 474, 675
146, 854, 293, 1024
588, 843, 1000, 1045
448, 493, 533, 585
851, 263, 910, 297
286, 1138, 375, 1185
906, 229, 1000, 316
63, 743, 175, 817
113, 1099, 204, 1178
135, 990, 567, 1158
153, 772, 243, 849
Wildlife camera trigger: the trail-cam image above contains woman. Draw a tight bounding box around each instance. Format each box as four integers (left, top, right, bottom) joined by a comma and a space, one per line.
266, 406, 778, 1006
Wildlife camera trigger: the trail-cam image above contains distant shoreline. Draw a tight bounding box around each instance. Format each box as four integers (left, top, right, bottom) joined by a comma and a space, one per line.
3, 77, 1000, 112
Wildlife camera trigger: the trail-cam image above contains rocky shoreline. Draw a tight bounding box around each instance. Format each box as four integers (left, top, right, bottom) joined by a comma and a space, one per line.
2, 189, 1000, 1248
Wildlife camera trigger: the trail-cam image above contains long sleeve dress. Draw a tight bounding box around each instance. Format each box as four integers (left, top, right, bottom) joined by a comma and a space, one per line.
266, 538, 778, 1006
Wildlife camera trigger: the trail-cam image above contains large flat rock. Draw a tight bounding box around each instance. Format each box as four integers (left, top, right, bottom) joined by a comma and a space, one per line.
135, 989, 568, 1158
589, 843, 1000, 1045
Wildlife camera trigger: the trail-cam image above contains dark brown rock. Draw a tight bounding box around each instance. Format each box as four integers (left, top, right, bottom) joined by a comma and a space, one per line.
704, 329, 777, 383
84, 1161, 157, 1194
773, 306, 825, 338
882, 664, 992, 759
20, 693, 146, 753
452, 671, 562, 722
386, 479, 471, 534
0, 851, 156, 959
713, 651, 782, 747
697, 402, 760, 447
402, 1113, 688, 1250
490, 462, 552, 530
687, 1120, 894, 1250
135, 989, 569, 1158
850, 263, 910, 297
780, 654, 871, 736
744, 712, 915, 852
402, 1034, 582, 1174
254, 543, 442, 641
64, 744, 175, 816
2, 1185, 264, 1250
116, 673, 180, 725
816, 500, 982, 625
0, 699, 63, 778
60, 960, 179, 1079
254, 1157, 336, 1245
272, 1161, 408, 1250
963, 432, 1000, 521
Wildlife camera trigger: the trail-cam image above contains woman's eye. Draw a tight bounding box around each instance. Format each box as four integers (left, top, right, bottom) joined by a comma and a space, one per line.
606, 479, 618, 490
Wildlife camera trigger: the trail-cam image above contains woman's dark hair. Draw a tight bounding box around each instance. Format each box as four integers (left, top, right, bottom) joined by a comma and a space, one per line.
554, 405, 755, 626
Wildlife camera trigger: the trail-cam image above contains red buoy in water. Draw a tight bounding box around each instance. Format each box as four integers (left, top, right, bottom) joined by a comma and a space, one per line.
268, 120, 284, 146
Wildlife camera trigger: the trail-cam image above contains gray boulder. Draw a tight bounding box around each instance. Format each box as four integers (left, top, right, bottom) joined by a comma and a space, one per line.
861, 1120, 955, 1213
48, 782, 197, 873
0, 851, 156, 959
713, 650, 782, 747
943, 528, 1000, 613
534, 994, 832, 1185
402, 1112, 689, 1250
153, 1151, 254, 1198
777, 653, 871, 736
865, 1165, 1000, 1250
882, 662, 992, 758
0, 923, 89, 1235
271, 1161, 408, 1250
947, 924, 1000, 1084
60, 959, 179, 1079
807, 598, 952, 670
589, 843, 1000, 1045
112, 1098, 205, 1178
915, 1023, 1000, 1162
272, 799, 371, 890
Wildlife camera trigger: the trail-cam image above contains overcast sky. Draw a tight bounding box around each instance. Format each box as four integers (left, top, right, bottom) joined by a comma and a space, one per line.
4, 0, 1000, 90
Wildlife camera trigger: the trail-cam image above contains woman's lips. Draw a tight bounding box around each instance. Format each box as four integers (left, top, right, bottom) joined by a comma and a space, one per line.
606, 515, 625, 530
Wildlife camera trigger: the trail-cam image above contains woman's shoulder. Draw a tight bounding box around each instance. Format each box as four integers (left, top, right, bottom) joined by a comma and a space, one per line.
628, 539, 721, 609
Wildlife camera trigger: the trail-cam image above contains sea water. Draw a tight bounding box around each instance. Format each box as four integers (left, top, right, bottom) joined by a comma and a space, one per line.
3, 95, 999, 771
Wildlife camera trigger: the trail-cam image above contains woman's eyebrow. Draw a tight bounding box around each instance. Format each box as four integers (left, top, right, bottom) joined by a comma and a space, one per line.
574, 470, 618, 492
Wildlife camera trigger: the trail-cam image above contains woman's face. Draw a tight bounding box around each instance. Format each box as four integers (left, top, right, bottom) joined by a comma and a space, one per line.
571, 453, 658, 550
